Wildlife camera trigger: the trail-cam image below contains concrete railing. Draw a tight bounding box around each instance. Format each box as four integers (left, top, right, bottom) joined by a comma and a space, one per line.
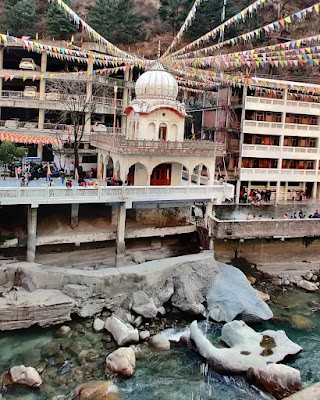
240, 168, 319, 182
0, 184, 234, 206
242, 144, 319, 160
209, 216, 320, 240
91, 134, 227, 156
243, 120, 320, 137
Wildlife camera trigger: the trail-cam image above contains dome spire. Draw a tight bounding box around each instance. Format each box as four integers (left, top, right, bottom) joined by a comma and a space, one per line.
157, 40, 161, 59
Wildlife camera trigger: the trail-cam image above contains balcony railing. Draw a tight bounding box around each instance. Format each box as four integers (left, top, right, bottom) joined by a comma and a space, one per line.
242, 144, 318, 155
243, 120, 320, 136
246, 96, 320, 115
0, 91, 123, 108
91, 133, 226, 156
241, 167, 318, 179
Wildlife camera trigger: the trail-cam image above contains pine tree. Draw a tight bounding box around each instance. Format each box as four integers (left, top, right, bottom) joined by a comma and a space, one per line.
87, 0, 146, 44
159, 0, 191, 35
6, 0, 37, 37
46, 0, 77, 40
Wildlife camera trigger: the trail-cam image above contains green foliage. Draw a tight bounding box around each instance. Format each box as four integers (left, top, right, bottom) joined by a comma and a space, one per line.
5, 0, 37, 37
159, 0, 190, 35
87, 0, 146, 44
46, 0, 77, 40
0, 141, 26, 165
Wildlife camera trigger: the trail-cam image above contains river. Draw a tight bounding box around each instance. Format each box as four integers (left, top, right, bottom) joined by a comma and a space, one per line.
0, 289, 319, 400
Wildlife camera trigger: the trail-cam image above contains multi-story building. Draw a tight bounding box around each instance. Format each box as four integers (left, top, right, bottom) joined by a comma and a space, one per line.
0, 41, 134, 175
203, 78, 320, 203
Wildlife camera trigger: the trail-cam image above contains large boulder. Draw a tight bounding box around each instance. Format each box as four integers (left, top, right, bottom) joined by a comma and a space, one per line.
247, 364, 302, 399
106, 347, 136, 378
297, 280, 318, 292
170, 259, 220, 315
74, 380, 121, 400
131, 291, 158, 319
149, 333, 170, 351
9, 365, 42, 387
190, 320, 302, 374
207, 264, 273, 322
105, 315, 139, 346
286, 382, 320, 399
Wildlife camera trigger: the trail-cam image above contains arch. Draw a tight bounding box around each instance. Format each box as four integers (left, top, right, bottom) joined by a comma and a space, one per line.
192, 163, 210, 185
127, 162, 149, 186
150, 162, 189, 186
148, 122, 156, 140
171, 123, 178, 141
106, 156, 114, 179
159, 123, 167, 141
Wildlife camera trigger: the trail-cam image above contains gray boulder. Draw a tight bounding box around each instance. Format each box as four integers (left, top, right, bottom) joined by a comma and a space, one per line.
207, 263, 273, 322
149, 333, 170, 351
190, 320, 302, 374
131, 291, 158, 319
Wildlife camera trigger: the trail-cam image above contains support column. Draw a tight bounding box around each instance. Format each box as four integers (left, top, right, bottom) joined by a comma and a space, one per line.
111, 205, 119, 225
284, 181, 288, 202
116, 203, 126, 267
121, 68, 130, 129
71, 203, 79, 229
38, 52, 47, 130
0, 48, 3, 120
312, 182, 318, 201
85, 57, 94, 134
27, 206, 38, 262
102, 162, 107, 182
235, 180, 241, 205
97, 152, 102, 180
236, 84, 248, 205
205, 201, 213, 228
37, 144, 43, 160
275, 181, 281, 204
187, 171, 192, 186
197, 164, 202, 185
247, 181, 252, 194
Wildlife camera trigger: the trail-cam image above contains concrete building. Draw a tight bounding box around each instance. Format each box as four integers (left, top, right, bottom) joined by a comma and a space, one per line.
202, 78, 320, 203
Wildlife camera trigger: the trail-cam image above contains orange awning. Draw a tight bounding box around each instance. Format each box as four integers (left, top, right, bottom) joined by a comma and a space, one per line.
0, 131, 58, 145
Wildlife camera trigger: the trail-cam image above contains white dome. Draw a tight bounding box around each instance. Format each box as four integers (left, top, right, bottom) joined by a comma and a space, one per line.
135, 62, 178, 101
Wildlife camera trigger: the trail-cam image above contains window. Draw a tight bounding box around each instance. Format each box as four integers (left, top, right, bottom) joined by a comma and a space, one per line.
275, 113, 282, 122
310, 116, 318, 125
256, 112, 265, 121
294, 115, 301, 124
310, 138, 316, 147
82, 155, 97, 163
159, 124, 167, 140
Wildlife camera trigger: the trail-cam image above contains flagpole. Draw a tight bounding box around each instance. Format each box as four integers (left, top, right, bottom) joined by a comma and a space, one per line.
113, 86, 118, 138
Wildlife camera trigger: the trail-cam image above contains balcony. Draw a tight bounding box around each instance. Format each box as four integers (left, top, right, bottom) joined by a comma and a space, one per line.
240, 167, 319, 182
242, 144, 318, 160
243, 120, 320, 138
245, 96, 320, 116
91, 134, 227, 156
0, 69, 135, 89
0, 91, 123, 114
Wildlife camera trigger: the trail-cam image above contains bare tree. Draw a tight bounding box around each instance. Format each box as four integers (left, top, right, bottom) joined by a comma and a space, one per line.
46, 80, 103, 176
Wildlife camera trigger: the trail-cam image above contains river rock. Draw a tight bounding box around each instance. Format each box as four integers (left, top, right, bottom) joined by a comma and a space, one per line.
105, 315, 139, 346
106, 347, 136, 378
190, 320, 302, 373
286, 382, 320, 399
41, 341, 61, 357
132, 291, 158, 319
56, 325, 71, 338
139, 330, 150, 341
93, 318, 105, 332
254, 289, 270, 302
290, 315, 314, 330
247, 364, 302, 399
10, 365, 42, 387
207, 264, 273, 322
149, 333, 170, 351
74, 380, 121, 400
297, 280, 318, 292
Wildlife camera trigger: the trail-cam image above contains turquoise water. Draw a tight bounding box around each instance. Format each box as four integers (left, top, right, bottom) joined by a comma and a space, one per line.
0, 290, 319, 399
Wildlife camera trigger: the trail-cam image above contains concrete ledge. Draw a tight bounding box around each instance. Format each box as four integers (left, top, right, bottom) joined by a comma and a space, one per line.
35, 225, 196, 246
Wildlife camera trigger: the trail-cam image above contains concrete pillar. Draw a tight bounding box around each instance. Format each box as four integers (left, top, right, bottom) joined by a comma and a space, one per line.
205, 201, 213, 228
38, 109, 45, 130
121, 68, 130, 129
37, 144, 43, 159
102, 162, 107, 182
248, 181, 252, 194
235, 180, 241, 205
97, 152, 102, 180
116, 203, 126, 267
41, 51, 47, 73
187, 171, 192, 186
312, 182, 318, 200
85, 56, 94, 135
27, 206, 38, 262
0, 48, 3, 99
197, 164, 202, 185
284, 181, 288, 201
275, 181, 281, 204
71, 203, 79, 229
111, 205, 119, 225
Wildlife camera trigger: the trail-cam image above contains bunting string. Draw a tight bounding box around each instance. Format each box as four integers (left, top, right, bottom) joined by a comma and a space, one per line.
169, 2, 320, 59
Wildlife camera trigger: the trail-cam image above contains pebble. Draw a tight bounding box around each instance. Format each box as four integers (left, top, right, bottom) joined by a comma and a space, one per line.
56, 326, 72, 338
139, 330, 150, 341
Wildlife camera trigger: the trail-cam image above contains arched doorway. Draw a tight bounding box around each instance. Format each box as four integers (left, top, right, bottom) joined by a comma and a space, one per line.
127, 162, 148, 186
151, 163, 171, 185
159, 123, 167, 141
193, 164, 209, 185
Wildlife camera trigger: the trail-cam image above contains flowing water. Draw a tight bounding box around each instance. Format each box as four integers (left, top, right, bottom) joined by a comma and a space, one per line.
0, 289, 320, 400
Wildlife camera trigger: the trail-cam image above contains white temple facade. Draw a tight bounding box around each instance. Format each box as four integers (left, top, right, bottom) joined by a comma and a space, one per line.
92, 62, 226, 186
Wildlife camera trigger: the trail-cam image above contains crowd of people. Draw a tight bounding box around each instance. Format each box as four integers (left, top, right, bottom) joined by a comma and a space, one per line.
239, 188, 272, 206
243, 209, 320, 220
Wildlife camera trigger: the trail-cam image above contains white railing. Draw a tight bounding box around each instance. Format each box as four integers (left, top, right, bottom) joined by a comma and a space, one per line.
0, 91, 123, 108
243, 120, 320, 136
241, 168, 317, 177
242, 144, 318, 155
246, 96, 320, 115
0, 184, 234, 206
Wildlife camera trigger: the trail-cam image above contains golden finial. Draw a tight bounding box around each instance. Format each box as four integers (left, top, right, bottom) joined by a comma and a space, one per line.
157, 40, 161, 59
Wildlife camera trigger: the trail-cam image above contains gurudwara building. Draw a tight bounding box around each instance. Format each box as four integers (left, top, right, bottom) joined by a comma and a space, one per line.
93, 62, 226, 186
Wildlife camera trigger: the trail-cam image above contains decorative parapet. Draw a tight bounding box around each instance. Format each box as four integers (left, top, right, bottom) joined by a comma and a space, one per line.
0, 184, 234, 206
91, 134, 226, 156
